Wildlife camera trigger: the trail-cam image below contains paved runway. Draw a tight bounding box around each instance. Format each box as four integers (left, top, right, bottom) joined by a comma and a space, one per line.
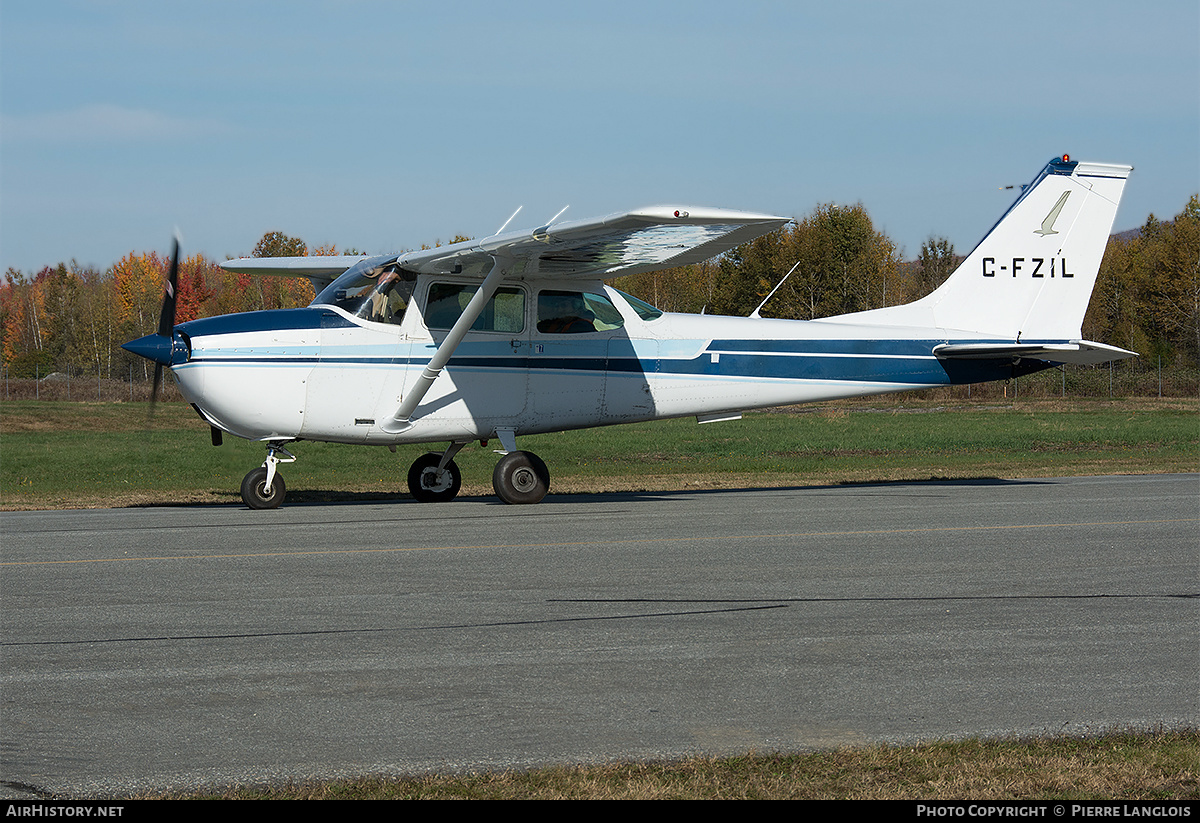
2, 474, 1197, 797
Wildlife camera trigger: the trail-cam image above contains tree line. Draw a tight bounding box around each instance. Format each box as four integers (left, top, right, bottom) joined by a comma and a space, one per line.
610, 195, 1199, 368
3, 195, 1197, 381
1, 233, 326, 380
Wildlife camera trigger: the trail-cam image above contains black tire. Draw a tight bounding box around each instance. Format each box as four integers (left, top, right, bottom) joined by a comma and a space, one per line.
492, 451, 550, 505
241, 467, 286, 509
407, 453, 462, 503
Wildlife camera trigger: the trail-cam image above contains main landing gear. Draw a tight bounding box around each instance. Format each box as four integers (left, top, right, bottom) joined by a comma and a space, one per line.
406, 443, 550, 505
491, 450, 550, 505
406, 444, 464, 503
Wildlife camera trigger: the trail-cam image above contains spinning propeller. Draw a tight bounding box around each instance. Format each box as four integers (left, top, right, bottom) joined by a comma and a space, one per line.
120, 235, 185, 412
151, 237, 181, 409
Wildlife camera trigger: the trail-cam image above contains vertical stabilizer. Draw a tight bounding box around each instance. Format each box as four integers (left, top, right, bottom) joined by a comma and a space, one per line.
831, 157, 1132, 341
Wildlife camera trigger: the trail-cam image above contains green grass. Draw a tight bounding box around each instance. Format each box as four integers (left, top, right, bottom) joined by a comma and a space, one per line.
141, 728, 1199, 799
1, 397, 1196, 509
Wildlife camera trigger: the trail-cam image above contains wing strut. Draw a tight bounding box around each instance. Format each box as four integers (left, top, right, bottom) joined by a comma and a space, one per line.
380, 255, 512, 434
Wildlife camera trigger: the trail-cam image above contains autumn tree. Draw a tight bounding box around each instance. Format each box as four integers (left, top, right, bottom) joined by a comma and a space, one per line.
2, 268, 46, 376
111, 251, 169, 376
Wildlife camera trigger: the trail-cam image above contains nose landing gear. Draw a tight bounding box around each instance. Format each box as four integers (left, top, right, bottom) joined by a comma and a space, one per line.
241, 443, 296, 509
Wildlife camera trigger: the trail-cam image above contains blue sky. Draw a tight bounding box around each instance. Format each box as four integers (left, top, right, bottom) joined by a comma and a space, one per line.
2, 0, 1197, 275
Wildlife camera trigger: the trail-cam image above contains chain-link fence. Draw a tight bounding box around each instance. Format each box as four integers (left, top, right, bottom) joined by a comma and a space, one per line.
1, 365, 185, 402
908, 357, 1199, 402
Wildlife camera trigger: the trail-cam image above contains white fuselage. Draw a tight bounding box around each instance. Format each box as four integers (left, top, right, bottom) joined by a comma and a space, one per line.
171, 278, 1018, 446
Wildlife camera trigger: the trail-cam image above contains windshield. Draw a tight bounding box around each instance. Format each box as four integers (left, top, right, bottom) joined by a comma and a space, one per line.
312, 257, 415, 325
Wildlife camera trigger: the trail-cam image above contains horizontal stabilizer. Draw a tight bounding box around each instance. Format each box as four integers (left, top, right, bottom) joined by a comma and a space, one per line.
933, 340, 1137, 365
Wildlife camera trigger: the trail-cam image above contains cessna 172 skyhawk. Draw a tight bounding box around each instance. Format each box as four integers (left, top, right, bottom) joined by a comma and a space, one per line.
123, 155, 1133, 509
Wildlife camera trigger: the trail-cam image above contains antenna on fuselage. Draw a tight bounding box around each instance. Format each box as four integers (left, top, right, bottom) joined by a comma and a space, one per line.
750, 259, 801, 319
493, 206, 523, 236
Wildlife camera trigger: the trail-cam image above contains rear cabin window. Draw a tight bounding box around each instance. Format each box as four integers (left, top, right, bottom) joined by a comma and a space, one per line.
424, 284, 526, 333
615, 289, 664, 321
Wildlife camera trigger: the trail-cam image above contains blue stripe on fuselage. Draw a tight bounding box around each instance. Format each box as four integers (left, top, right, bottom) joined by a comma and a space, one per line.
177, 308, 350, 337
180, 335, 1046, 386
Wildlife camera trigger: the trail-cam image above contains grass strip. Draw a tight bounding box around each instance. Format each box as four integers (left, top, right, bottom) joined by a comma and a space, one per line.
2, 398, 1195, 510
137, 728, 1199, 799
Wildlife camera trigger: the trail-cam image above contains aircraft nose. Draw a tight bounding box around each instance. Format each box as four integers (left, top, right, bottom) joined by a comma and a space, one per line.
121, 332, 189, 366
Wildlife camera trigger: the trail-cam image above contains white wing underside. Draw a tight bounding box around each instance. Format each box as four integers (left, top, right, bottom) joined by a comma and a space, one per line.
221, 206, 789, 284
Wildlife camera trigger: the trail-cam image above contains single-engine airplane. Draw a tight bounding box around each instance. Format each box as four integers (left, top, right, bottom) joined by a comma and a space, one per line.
124, 155, 1134, 509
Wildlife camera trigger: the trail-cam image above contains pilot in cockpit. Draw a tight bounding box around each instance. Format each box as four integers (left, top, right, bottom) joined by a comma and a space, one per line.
366, 268, 410, 325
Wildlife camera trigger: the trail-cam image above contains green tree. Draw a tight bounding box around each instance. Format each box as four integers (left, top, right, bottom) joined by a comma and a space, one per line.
711, 230, 784, 317
760, 203, 900, 320
917, 236, 956, 299
252, 231, 307, 258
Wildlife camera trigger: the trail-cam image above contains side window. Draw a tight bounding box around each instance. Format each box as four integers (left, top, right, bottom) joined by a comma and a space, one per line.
615, 289, 664, 321
536, 290, 625, 334
425, 284, 526, 333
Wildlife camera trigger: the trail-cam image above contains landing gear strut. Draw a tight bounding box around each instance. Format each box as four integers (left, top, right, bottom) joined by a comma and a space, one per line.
241, 443, 295, 509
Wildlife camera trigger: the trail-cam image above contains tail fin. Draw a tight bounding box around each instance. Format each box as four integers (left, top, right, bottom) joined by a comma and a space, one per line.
835, 156, 1132, 346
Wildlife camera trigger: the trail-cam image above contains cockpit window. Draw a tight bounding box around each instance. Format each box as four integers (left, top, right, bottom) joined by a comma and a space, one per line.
536, 290, 625, 334
311, 258, 415, 326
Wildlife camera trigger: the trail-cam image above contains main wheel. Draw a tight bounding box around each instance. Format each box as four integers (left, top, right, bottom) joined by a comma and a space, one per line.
241, 467, 286, 509
407, 453, 462, 503
492, 451, 550, 505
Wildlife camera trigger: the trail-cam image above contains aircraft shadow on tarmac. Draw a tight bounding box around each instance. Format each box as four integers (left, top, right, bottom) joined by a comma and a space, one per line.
136, 476, 1056, 509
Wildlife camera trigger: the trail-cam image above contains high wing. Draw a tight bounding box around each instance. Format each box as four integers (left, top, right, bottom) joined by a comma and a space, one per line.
219, 254, 372, 290
220, 206, 789, 284
394, 206, 790, 279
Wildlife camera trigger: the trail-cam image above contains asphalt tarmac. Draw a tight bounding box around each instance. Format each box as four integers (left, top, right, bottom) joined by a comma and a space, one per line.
2, 474, 1197, 798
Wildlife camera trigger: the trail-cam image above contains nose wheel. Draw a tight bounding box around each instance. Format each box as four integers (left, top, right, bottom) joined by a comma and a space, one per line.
241, 443, 295, 509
